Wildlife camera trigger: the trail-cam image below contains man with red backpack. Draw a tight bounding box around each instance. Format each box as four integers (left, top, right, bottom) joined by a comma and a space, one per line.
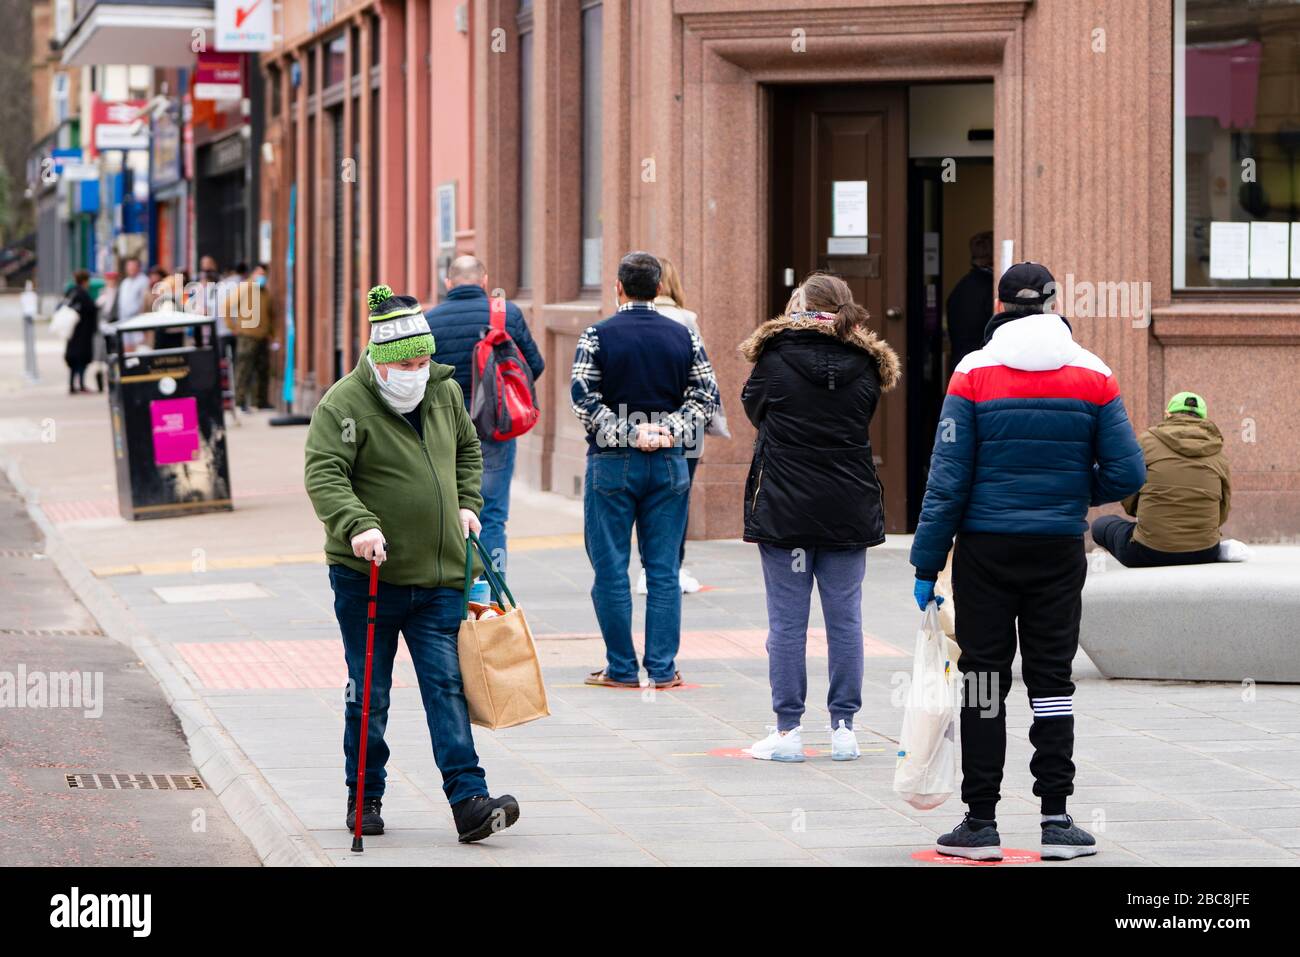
425, 256, 545, 578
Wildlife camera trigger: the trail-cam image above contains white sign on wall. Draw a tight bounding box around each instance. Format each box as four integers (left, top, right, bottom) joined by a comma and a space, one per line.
437, 183, 457, 249
214, 0, 274, 53
96, 124, 149, 151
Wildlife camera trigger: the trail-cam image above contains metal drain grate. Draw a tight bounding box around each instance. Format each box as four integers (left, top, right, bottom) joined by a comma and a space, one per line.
0, 627, 104, 637
0, 549, 39, 558
65, 773, 205, 791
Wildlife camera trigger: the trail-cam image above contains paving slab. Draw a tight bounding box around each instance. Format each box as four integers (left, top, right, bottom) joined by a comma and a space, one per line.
5, 302, 1300, 866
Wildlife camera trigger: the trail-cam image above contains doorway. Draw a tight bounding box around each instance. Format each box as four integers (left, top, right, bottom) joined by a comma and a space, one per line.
768, 85, 909, 531
767, 82, 994, 533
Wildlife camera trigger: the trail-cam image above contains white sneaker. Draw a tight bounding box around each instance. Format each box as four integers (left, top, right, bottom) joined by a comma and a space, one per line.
747, 726, 805, 763
1219, 538, 1251, 562
830, 720, 860, 761
636, 569, 648, 594
679, 567, 702, 593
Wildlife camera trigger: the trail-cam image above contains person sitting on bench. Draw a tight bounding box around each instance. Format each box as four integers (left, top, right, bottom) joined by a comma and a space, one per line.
1091, 391, 1249, 567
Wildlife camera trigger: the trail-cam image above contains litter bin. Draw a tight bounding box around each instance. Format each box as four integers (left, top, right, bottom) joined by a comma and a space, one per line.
106, 312, 233, 520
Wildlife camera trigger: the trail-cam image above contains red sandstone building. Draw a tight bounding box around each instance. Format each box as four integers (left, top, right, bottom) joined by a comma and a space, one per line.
262, 0, 1300, 541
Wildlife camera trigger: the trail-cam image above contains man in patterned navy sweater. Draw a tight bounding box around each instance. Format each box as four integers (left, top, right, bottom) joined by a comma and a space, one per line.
911, 262, 1146, 863
570, 251, 718, 691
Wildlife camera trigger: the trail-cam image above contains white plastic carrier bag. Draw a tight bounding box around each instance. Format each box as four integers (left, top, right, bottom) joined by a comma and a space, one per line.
893, 602, 960, 810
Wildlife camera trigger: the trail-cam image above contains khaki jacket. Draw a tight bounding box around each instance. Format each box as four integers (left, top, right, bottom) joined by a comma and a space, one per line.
1124, 414, 1231, 552
223, 281, 277, 340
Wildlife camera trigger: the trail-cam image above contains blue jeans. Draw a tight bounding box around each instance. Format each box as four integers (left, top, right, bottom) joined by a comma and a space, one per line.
637, 446, 701, 568
584, 448, 690, 683
479, 437, 516, 577
329, 564, 488, 807
758, 544, 867, 731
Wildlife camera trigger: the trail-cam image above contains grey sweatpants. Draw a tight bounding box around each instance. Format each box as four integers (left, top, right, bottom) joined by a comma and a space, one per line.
758, 544, 867, 732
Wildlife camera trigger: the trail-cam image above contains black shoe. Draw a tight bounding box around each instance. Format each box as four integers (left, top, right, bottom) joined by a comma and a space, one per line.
1041, 814, 1097, 860
452, 794, 520, 844
345, 794, 384, 835
936, 813, 1002, 861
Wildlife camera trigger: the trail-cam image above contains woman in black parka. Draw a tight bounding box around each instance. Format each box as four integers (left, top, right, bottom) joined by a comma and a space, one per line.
739, 272, 900, 764
63, 269, 99, 394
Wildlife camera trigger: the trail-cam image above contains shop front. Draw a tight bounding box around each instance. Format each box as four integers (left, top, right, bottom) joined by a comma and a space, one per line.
475, 0, 1300, 541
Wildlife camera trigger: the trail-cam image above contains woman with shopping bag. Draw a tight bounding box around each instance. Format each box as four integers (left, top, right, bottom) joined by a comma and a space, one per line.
738, 272, 900, 762
60, 270, 99, 394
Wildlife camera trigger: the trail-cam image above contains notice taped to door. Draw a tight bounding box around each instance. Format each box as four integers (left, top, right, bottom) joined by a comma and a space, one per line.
832, 180, 868, 237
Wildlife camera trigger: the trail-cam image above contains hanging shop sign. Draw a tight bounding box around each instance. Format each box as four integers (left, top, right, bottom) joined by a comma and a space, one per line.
151, 111, 183, 189
91, 98, 150, 154
194, 52, 244, 103
214, 0, 274, 53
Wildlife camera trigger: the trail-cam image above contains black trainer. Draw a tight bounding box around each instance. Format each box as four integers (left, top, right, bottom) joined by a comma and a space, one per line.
936, 813, 1002, 861
345, 794, 384, 835
1041, 815, 1097, 860
453, 794, 520, 844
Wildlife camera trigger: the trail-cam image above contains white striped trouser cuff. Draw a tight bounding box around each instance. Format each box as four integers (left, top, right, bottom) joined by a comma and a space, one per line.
1031, 695, 1073, 718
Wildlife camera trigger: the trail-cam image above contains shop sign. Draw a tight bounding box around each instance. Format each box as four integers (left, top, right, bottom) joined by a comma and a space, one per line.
195, 52, 244, 103
151, 112, 183, 189
214, 0, 274, 52
92, 98, 150, 154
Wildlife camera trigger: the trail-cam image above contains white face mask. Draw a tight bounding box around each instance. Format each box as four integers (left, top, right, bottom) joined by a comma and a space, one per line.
371, 356, 430, 413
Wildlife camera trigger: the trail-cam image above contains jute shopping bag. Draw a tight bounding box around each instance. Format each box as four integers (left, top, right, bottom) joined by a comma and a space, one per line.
457, 532, 550, 730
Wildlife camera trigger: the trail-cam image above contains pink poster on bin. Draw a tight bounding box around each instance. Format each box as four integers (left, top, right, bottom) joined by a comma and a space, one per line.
150, 397, 201, 465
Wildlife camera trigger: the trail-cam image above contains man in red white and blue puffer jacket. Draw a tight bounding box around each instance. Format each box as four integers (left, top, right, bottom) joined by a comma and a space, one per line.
910, 261, 1145, 863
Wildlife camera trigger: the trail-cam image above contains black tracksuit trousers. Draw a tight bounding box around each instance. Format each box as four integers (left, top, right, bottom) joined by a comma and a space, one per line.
952, 532, 1087, 820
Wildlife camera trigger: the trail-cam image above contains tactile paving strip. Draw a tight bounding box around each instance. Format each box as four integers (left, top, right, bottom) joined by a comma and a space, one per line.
175, 638, 414, 690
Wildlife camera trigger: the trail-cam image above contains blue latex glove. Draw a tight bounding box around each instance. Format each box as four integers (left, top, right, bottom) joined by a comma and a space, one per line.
913, 578, 945, 612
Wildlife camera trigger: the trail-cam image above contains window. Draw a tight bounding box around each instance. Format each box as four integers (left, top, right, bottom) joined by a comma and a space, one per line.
128, 66, 151, 101
324, 32, 347, 90
1175, 0, 1300, 289
518, 2, 534, 289
580, 1, 603, 288
268, 65, 282, 117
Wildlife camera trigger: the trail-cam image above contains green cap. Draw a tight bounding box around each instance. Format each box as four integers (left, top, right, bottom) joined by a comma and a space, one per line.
1166, 391, 1207, 419
366, 284, 435, 364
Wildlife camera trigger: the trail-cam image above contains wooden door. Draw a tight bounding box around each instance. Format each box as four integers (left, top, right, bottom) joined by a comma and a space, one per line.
769, 85, 909, 532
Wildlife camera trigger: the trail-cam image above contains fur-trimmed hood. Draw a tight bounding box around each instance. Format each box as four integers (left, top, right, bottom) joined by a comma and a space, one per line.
740, 315, 901, 391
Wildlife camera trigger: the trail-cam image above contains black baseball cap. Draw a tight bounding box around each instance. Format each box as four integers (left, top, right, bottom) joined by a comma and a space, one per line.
998, 261, 1057, 307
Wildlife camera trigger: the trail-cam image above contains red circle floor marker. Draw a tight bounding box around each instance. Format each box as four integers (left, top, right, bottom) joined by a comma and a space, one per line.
707, 746, 826, 759
912, 848, 1041, 866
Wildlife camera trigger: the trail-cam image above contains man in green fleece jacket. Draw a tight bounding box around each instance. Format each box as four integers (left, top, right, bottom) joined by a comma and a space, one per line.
305, 283, 520, 845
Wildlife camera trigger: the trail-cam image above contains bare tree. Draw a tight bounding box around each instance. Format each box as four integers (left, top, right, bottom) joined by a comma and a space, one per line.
0, 0, 34, 244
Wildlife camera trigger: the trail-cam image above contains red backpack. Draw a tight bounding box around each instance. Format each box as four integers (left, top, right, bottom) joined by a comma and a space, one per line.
470, 297, 541, 441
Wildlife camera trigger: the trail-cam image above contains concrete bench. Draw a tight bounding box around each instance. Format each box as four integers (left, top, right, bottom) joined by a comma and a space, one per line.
1079, 546, 1300, 683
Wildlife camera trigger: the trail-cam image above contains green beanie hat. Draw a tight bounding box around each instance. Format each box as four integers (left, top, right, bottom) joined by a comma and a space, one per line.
1166, 391, 1207, 419
366, 284, 435, 364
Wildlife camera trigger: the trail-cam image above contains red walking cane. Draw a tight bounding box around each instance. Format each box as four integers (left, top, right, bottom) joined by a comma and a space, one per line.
351, 558, 381, 853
